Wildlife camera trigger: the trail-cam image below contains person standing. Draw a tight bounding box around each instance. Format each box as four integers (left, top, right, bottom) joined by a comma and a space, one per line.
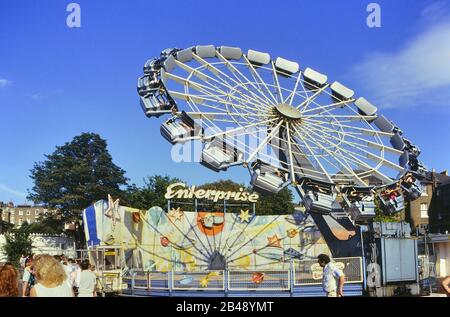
77, 260, 97, 297
22, 257, 35, 297
29, 254, 73, 297
0, 263, 19, 297
19, 254, 27, 269
60, 257, 72, 289
317, 254, 345, 297
74, 260, 82, 291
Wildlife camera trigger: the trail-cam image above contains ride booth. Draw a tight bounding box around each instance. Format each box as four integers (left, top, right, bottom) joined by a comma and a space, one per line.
82, 185, 365, 297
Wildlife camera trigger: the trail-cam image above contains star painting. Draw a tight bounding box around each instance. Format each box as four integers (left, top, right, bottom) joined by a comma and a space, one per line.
267, 234, 282, 248
199, 277, 209, 288
168, 207, 184, 222
238, 209, 252, 223
287, 228, 299, 238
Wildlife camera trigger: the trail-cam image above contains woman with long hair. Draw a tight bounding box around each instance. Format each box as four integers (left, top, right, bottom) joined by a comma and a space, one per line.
30, 254, 73, 297
0, 262, 19, 297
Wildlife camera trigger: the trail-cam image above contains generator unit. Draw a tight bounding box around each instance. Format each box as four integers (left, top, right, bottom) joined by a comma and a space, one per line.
363, 222, 420, 296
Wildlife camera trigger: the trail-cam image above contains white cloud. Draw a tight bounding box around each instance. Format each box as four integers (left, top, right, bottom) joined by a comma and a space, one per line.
0, 184, 27, 199
349, 20, 450, 109
0, 77, 12, 87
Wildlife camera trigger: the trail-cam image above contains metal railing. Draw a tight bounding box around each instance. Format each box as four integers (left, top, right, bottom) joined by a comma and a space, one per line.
293, 257, 363, 286
119, 257, 363, 294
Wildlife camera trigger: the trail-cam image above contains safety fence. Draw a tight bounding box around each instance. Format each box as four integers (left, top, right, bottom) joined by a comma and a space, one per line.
293, 256, 363, 285
115, 257, 363, 296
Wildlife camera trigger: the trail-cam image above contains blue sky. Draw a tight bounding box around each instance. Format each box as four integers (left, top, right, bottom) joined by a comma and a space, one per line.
1, 0, 449, 204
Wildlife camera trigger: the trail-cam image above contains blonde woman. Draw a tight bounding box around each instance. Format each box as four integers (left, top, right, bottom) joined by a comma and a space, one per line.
30, 254, 74, 297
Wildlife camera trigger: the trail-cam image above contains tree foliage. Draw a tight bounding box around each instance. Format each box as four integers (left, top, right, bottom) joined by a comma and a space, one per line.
0, 220, 14, 234
1, 225, 33, 266
125, 175, 182, 210
27, 215, 64, 235
27, 133, 129, 248
256, 187, 295, 215
28, 133, 129, 221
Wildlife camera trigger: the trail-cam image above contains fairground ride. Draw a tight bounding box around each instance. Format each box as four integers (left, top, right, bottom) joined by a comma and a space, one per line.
137, 45, 426, 255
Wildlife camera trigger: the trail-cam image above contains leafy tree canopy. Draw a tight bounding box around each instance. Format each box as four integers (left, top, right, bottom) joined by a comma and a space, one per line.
28, 133, 129, 221
27, 215, 64, 235
125, 175, 182, 210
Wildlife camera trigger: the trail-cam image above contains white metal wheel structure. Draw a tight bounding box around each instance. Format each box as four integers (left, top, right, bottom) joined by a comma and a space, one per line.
137, 45, 427, 226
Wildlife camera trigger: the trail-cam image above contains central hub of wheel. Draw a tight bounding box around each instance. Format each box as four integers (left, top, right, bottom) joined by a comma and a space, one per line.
274, 103, 302, 120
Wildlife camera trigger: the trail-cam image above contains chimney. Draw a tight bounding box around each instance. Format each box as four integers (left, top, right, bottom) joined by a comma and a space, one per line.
440, 170, 448, 176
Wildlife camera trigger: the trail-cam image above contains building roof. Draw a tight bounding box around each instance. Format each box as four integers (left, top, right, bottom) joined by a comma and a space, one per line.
421, 171, 450, 185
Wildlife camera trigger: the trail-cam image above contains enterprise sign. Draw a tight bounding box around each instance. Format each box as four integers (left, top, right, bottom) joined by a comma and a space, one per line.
165, 182, 259, 203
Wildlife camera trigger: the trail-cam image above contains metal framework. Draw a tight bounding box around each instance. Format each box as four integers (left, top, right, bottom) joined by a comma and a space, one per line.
136, 45, 428, 264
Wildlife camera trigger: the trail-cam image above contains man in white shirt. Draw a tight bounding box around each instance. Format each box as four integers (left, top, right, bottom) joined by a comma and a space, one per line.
78, 260, 98, 297
318, 254, 345, 297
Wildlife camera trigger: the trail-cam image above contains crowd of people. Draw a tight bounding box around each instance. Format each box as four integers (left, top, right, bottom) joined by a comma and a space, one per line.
0, 253, 99, 297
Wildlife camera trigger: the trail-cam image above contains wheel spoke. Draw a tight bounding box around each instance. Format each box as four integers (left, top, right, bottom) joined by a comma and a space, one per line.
296, 84, 329, 110
295, 123, 368, 186
271, 61, 284, 102
176, 57, 272, 111
246, 120, 284, 163
290, 124, 334, 183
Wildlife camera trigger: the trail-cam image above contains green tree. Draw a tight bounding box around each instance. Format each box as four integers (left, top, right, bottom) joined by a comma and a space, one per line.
0, 220, 14, 234
256, 187, 295, 215
200, 179, 244, 192
28, 133, 129, 246
1, 225, 33, 266
125, 175, 182, 210
28, 214, 64, 235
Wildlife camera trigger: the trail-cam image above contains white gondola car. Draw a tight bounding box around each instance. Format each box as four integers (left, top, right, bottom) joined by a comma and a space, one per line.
137, 75, 160, 97
302, 191, 335, 214
400, 173, 422, 200
330, 81, 354, 105
140, 94, 173, 118
200, 138, 244, 172
160, 112, 203, 144
143, 58, 161, 74
399, 151, 427, 177
303, 68, 327, 90
297, 179, 336, 214
401, 182, 422, 200
250, 161, 290, 194
403, 138, 421, 157
341, 187, 376, 222
378, 192, 405, 215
